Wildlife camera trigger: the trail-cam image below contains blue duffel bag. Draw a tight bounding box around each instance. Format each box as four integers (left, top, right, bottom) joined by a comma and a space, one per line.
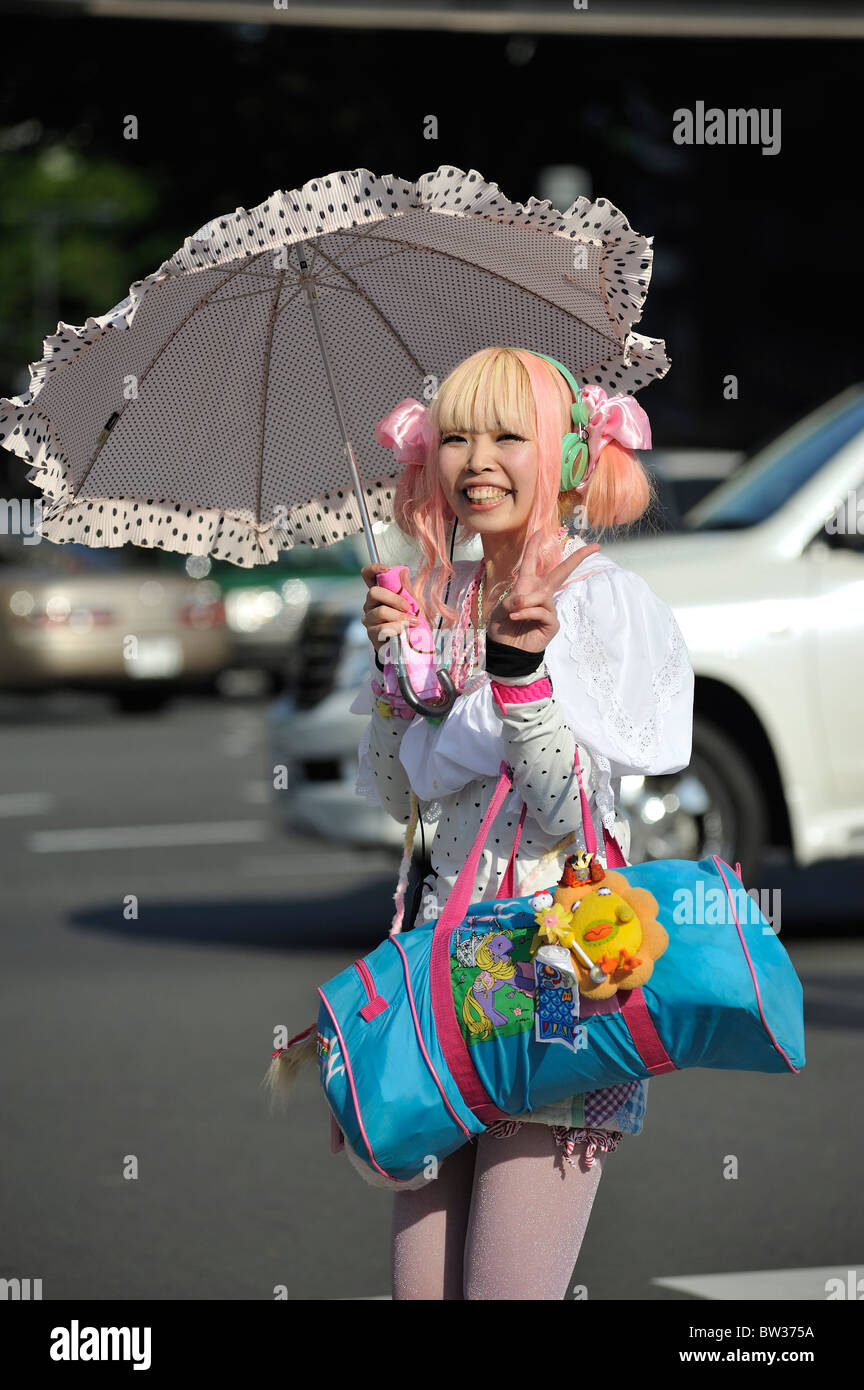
275, 754, 805, 1186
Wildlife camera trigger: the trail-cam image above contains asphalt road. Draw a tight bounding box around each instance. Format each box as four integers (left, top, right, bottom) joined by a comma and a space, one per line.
0, 692, 861, 1301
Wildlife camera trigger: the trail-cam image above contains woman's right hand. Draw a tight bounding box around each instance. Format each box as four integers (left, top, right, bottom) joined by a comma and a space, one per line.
360, 563, 416, 656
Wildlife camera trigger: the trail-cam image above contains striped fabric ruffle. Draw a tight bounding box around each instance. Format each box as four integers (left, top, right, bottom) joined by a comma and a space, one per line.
485, 1120, 624, 1168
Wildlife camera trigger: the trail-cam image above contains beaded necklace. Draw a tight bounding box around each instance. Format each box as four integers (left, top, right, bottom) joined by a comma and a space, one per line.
446, 528, 571, 694
446, 560, 485, 694
447, 562, 515, 692
478, 567, 517, 630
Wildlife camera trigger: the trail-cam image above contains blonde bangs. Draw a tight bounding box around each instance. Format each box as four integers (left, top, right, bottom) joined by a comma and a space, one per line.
429, 347, 541, 442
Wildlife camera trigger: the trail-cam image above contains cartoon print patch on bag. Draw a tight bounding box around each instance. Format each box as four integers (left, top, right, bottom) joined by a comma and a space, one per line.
451, 923, 537, 1046
317, 1027, 344, 1091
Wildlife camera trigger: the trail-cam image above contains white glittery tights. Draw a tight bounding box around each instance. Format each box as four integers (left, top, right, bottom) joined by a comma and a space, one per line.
390, 1123, 609, 1300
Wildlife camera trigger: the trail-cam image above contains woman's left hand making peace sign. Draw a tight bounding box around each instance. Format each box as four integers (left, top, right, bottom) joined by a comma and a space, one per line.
485, 532, 601, 653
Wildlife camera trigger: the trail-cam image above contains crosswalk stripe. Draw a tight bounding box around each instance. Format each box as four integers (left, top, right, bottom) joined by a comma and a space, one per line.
652, 1265, 864, 1300
0, 792, 55, 817
28, 821, 272, 852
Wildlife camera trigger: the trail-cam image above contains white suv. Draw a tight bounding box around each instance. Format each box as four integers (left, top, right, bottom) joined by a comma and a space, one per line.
270, 385, 864, 874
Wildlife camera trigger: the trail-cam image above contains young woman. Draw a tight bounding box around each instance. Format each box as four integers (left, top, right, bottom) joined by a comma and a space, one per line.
352, 345, 694, 1299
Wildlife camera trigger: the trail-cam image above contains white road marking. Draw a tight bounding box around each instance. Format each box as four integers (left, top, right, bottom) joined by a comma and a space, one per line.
243, 780, 273, 804
221, 715, 264, 757
28, 821, 272, 853
651, 1264, 864, 1300
0, 792, 56, 817
347, 1264, 864, 1301
239, 853, 396, 877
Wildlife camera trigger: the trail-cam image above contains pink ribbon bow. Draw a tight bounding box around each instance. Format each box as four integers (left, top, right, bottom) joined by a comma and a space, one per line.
374, 398, 433, 466
579, 384, 652, 488
373, 386, 651, 484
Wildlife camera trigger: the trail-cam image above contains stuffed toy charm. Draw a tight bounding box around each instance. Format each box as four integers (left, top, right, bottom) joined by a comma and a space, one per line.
530, 851, 668, 999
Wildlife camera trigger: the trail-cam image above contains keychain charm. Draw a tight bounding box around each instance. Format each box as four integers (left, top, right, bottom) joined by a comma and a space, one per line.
534, 949, 581, 1050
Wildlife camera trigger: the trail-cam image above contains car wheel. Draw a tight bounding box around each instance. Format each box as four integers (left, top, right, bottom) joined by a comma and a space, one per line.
114, 688, 172, 715
618, 713, 767, 878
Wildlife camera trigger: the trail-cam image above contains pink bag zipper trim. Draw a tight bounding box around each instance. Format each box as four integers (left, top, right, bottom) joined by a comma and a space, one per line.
354, 959, 389, 1021
498, 800, 528, 899
388, 934, 474, 1140
572, 746, 626, 865
317, 985, 412, 1184
712, 856, 801, 1073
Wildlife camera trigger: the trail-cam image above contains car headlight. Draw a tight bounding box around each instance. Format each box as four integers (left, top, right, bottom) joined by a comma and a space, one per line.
224, 587, 284, 633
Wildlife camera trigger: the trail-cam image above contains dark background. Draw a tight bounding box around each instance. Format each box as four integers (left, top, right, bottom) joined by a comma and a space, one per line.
1, 3, 862, 508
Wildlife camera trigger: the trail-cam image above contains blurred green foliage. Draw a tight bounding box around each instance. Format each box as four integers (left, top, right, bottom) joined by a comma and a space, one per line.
0, 143, 157, 379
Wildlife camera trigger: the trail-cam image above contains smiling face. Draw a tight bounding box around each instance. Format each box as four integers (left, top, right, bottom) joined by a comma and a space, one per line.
437, 425, 539, 536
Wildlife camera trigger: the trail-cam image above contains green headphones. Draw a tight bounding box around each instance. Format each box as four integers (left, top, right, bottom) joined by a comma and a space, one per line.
531, 351, 592, 491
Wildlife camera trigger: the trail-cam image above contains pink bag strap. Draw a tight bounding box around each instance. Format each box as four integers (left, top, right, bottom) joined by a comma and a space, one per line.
618, 986, 678, 1074
435, 759, 515, 936
498, 800, 528, 898
428, 746, 629, 1129
434, 745, 626, 939
572, 746, 628, 869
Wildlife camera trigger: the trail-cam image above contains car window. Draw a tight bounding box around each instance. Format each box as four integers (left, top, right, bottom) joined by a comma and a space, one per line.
683, 389, 864, 531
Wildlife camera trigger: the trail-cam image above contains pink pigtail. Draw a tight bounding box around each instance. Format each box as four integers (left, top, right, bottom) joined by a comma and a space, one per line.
575, 438, 654, 534
392, 429, 462, 631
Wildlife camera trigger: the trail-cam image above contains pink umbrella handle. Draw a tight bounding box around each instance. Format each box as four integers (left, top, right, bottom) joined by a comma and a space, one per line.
377, 564, 457, 720
377, 566, 429, 649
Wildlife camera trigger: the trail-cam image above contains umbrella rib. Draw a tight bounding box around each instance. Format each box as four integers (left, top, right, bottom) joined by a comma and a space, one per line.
70, 210, 625, 517
208, 286, 289, 303
302, 243, 428, 380
288, 271, 622, 383
199, 236, 400, 294
78, 253, 273, 495
282, 229, 425, 285
255, 270, 285, 528
319, 229, 624, 351
308, 241, 421, 278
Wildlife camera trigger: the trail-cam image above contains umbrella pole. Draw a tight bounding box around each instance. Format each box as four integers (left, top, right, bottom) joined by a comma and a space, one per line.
296, 242, 380, 566
296, 243, 457, 721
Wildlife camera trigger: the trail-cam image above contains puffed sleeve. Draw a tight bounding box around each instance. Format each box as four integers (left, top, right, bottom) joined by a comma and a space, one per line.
490, 659, 595, 841
544, 561, 694, 779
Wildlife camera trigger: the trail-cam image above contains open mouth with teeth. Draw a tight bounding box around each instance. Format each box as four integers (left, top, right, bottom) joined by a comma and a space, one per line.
462, 485, 513, 505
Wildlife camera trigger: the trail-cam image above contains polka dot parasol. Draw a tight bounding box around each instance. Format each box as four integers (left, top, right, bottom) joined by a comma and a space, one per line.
0, 163, 669, 568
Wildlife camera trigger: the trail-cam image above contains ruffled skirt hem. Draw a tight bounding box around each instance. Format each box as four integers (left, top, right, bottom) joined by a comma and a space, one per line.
484, 1119, 624, 1168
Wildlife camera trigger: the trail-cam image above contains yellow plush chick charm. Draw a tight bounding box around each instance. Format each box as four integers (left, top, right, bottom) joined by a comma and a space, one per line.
532, 851, 668, 999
